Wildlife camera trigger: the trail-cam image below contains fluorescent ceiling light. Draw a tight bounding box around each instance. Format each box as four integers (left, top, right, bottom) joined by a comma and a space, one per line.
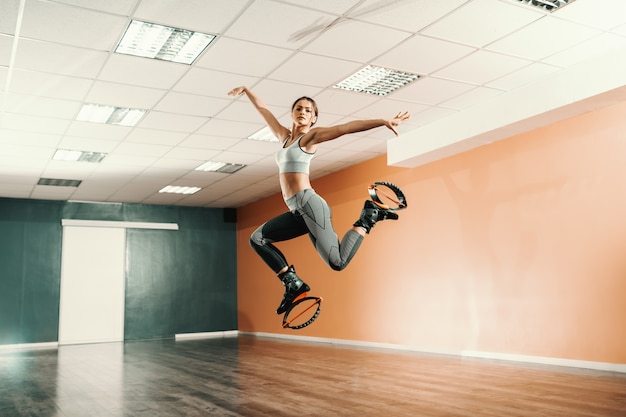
195, 161, 246, 174
77, 104, 146, 126
38, 178, 82, 187
115, 20, 216, 64
248, 127, 279, 142
53, 149, 107, 163
334, 65, 419, 96
512, 0, 574, 12
159, 185, 201, 195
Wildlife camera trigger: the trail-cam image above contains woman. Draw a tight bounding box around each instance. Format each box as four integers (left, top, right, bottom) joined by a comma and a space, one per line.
228, 86, 410, 314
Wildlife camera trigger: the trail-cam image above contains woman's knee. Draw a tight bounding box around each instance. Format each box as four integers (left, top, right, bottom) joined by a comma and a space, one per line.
249, 226, 264, 248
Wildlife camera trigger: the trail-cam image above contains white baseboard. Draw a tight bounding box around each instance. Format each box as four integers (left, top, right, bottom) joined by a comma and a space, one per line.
175, 330, 238, 340
0, 342, 59, 351
240, 332, 626, 374
461, 350, 626, 373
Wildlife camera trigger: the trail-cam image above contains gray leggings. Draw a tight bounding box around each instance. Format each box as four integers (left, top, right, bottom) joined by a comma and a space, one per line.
249, 189, 363, 272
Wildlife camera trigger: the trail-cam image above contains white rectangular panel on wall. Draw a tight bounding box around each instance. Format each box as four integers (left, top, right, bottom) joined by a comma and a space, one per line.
58, 226, 126, 345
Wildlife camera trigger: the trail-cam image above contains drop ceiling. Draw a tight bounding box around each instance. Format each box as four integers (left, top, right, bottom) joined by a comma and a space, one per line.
1, 0, 625, 207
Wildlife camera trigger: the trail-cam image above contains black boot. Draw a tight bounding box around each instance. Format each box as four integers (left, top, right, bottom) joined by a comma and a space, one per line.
353, 200, 399, 234
276, 265, 310, 315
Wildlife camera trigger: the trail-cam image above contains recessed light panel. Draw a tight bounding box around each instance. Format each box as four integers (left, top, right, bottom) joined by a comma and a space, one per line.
77, 104, 146, 126
512, 0, 575, 12
38, 178, 82, 187
159, 185, 201, 195
248, 127, 279, 142
195, 161, 246, 174
53, 149, 107, 163
116, 20, 216, 65
334, 65, 420, 96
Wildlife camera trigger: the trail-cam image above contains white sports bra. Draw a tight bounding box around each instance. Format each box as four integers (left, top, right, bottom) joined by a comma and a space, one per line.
275, 134, 315, 174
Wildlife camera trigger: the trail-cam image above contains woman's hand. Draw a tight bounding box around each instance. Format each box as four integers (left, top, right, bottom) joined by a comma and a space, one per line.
227, 86, 247, 97
385, 111, 411, 136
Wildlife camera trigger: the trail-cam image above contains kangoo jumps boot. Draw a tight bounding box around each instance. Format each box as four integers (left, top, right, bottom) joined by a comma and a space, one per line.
276, 265, 310, 315
353, 200, 399, 234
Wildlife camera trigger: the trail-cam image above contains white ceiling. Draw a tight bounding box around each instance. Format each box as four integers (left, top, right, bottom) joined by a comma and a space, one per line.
1, 0, 625, 207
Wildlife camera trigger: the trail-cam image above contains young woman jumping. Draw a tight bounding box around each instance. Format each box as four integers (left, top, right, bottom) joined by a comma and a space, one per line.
228, 86, 410, 314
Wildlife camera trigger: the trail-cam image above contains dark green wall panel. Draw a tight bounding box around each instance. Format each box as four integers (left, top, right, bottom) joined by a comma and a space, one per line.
174, 208, 238, 334
0, 199, 63, 344
0, 221, 26, 345
0, 197, 237, 345
125, 229, 179, 340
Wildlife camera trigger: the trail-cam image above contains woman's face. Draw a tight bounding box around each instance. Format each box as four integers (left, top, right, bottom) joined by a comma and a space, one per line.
291, 99, 317, 127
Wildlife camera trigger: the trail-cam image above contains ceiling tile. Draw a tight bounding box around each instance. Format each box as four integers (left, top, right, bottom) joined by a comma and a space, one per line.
15, 39, 109, 78
124, 128, 188, 146
303, 19, 410, 62
195, 119, 262, 138
248, 79, 322, 109
373, 35, 475, 75
391, 77, 476, 105
308, 88, 379, 117
196, 38, 293, 77
351, 0, 468, 32
0, 184, 33, 199
98, 54, 189, 89
440, 86, 505, 110
422, 0, 542, 47
555, 0, 626, 30
133, 0, 249, 34
0, 143, 54, 159
65, 121, 132, 141
8, 69, 93, 101
212, 150, 265, 165
349, 98, 431, 120
613, 23, 626, 37
541, 33, 626, 67
42, 160, 100, 178
173, 67, 258, 98
486, 16, 601, 61
114, 142, 172, 158
433, 50, 531, 85
150, 158, 201, 170
224, 0, 335, 49
1, 113, 70, 135
138, 111, 207, 133
226, 139, 278, 156
267, 52, 361, 88
0, 35, 12, 66
217, 100, 278, 123
53, 0, 138, 15
31, 186, 77, 201
178, 134, 242, 151
58, 136, 121, 154
99, 155, 158, 171
86, 81, 166, 109
4, 92, 81, 119
280, 0, 360, 15
486, 62, 562, 90
21, 1, 128, 50
0, 131, 61, 148
163, 147, 220, 161
155, 92, 231, 117
0, 0, 20, 35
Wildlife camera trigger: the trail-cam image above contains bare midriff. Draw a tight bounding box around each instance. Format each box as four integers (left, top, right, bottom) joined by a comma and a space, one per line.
280, 172, 312, 200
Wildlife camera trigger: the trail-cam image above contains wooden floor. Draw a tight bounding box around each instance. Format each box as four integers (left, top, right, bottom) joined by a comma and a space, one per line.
1, 336, 625, 417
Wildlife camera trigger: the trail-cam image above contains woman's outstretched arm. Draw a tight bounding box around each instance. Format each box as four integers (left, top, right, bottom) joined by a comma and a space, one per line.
228, 86, 290, 141
304, 112, 411, 146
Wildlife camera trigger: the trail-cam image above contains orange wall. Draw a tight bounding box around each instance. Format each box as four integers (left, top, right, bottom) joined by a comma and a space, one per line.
237, 100, 626, 364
